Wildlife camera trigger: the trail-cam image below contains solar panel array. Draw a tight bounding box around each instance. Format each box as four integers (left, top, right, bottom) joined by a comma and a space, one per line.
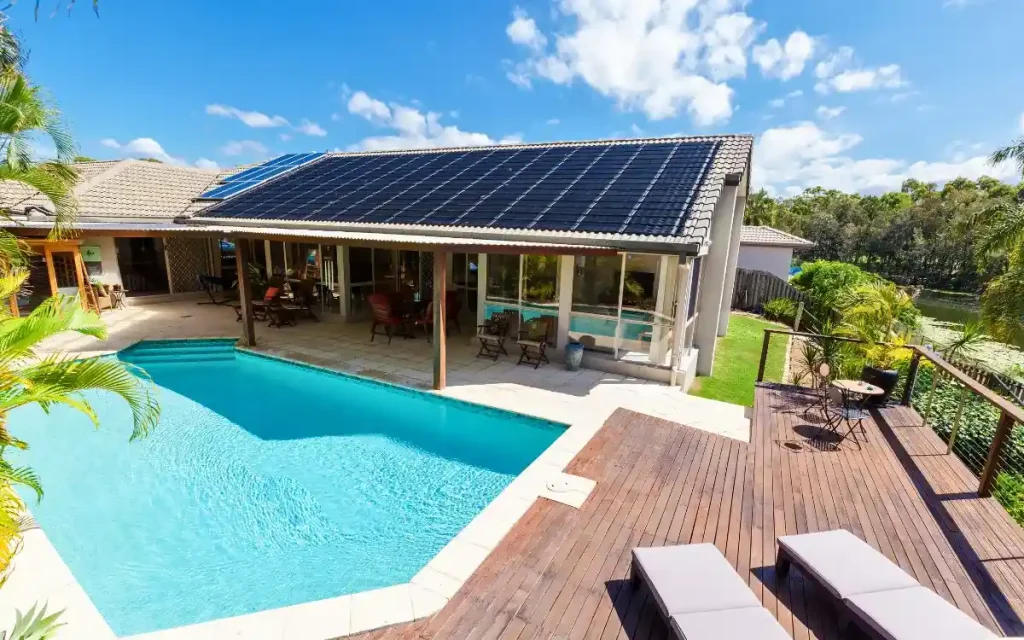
199, 140, 725, 237
199, 152, 325, 200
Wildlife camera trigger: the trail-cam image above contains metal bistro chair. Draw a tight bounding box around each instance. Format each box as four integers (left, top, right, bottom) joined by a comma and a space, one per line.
820, 386, 870, 447
517, 317, 552, 369
477, 311, 515, 360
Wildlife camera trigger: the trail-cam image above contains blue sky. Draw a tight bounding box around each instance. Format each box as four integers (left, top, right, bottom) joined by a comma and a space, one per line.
9, 0, 1023, 195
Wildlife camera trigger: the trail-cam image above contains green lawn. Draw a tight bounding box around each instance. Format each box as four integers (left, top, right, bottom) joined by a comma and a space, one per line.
689, 313, 788, 407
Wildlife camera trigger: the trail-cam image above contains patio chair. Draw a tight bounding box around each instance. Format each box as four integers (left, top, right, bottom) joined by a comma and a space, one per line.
517, 317, 551, 369
234, 285, 278, 322
289, 278, 319, 321
776, 529, 995, 639
477, 310, 514, 360
820, 386, 869, 446
369, 292, 410, 344
630, 544, 790, 640
445, 291, 462, 335
413, 301, 434, 341
197, 274, 238, 305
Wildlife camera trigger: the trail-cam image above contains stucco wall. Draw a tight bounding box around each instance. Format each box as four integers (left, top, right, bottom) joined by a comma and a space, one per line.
81, 236, 123, 287
737, 245, 793, 280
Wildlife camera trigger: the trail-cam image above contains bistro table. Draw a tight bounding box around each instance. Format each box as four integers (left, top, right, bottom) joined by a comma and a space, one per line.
826, 379, 884, 446
109, 286, 127, 310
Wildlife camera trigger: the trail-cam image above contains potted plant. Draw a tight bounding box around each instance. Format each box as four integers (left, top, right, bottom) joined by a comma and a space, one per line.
861, 342, 904, 405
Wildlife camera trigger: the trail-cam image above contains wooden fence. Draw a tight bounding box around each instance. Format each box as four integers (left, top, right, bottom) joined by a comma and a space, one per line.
731, 268, 807, 313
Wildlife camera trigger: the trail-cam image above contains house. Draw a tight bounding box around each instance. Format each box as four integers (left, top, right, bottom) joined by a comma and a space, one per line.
0, 159, 240, 311
5, 135, 754, 391
738, 225, 814, 280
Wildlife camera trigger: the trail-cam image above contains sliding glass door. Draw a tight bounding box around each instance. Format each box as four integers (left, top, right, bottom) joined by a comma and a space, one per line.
483, 254, 559, 345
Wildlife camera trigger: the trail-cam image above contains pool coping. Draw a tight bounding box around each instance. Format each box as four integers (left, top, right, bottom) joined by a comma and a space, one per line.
19, 341, 603, 640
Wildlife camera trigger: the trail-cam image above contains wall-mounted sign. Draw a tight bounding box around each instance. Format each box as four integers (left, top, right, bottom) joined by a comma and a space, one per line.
80, 245, 102, 263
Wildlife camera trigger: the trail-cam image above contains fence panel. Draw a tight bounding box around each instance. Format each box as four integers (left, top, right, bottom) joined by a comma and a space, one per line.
731, 268, 806, 313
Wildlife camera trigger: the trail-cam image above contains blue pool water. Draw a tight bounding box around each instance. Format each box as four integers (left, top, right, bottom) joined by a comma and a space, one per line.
10, 340, 564, 636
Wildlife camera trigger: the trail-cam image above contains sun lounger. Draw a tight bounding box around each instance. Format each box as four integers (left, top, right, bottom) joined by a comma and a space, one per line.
776, 529, 996, 639
631, 544, 791, 640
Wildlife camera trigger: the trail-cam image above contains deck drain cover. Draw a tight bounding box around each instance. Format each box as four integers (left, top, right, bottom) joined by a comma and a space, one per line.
546, 479, 571, 493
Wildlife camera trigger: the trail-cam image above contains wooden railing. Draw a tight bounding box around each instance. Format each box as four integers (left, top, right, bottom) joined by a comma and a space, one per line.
756, 329, 1024, 498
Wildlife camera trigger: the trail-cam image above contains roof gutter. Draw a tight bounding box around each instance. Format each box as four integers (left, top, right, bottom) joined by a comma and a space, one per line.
182, 216, 704, 256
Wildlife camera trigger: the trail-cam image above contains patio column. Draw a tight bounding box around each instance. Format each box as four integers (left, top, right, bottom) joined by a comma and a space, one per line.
556, 255, 573, 349
433, 251, 448, 390
717, 195, 747, 336
235, 238, 256, 346
669, 258, 693, 387
694, 184, 739, 376
476, 254, 488, 328
264, 240, 273, 275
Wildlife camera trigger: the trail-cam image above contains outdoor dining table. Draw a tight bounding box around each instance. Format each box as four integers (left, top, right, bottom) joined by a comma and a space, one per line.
827, 379, 884, 446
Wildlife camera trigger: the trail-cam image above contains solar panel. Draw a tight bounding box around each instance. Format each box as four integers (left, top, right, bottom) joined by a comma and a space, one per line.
197, 152, 325, 200
198, 140, 729, 238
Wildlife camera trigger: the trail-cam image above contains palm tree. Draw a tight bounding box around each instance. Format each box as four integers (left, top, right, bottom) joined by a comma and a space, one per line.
990, 137, 1024, 178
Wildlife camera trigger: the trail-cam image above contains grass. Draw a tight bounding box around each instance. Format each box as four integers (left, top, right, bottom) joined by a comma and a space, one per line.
689, 313, 788, 407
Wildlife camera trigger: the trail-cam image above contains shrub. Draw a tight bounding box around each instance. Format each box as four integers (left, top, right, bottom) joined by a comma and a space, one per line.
994, 472, 1024, 526
790, 260, 874, 314
762, 298, 797, 325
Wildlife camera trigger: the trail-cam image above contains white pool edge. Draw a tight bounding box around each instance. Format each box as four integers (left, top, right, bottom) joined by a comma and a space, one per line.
10, 356, 602, 640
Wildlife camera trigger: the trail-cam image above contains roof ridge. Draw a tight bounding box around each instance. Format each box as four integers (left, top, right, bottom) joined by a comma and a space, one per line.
73, 159, 133, 196
324, 133, 755, 159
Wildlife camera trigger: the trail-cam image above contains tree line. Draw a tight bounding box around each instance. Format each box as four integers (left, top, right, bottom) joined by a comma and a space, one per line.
746, 177, 1023, 293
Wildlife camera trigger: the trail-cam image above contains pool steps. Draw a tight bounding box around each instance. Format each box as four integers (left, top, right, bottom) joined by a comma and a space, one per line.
119, 340, 237, 365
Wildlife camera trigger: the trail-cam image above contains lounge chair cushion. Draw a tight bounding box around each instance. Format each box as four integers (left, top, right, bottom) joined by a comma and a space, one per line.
778, 530, 918, 598
846, 586, 996, 640
632, 544, 760, 616
670, 607, 791, 640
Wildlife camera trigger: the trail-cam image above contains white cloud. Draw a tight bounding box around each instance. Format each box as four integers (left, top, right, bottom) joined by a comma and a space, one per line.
345, 90, 522, 151
754, 122, 1018, 196
279, 133, 293, 142
768, 89, 803, 109
504, 1, 763, 125
815, 105, 846, 120
100, 137, 181, 164
752, 31, 815, 80
194, 158, 219, 170
813, 47, 906, 94
206, 104, 289, 128
506, 7, 547, 51
330, 112, 342, 122
347, 91, 392, 124
221, 140, 269, 157
546, 118, 560, 125
295, 119, 327, 137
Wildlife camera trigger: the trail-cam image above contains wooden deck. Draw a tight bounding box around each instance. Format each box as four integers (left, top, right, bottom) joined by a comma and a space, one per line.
351, 384, 1024, 640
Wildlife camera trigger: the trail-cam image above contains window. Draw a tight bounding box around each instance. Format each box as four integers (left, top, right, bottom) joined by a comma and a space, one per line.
350, 247, 372, 284
373, 249, 396, 292
571, 255, 621, 317
486, 253, 519, 304
522, 255, 558, 308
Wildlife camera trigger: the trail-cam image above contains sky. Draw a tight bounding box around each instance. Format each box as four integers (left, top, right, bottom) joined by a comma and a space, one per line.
8, 0, 1024, 197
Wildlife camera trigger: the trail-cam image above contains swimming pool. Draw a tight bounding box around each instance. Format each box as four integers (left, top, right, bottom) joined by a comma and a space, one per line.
9, 340, 564, 636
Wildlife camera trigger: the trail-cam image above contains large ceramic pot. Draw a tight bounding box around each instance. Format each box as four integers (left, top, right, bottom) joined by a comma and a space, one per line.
861, 365, 900, 406
565, 341, 584, 371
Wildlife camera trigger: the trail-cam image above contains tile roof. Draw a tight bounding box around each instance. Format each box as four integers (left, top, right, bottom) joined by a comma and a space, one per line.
190, 135, 754, 247
0, 160, 248, 223
740, 225, 814, 248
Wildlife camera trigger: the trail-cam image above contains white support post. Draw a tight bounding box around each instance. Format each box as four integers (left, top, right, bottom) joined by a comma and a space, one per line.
477, 253, 488, 328
337, 245, 350, 319
556, 255, 574, 349
282, 242, 290, 273
717, 195, 747, 336
694, 185, 739, 376
669, 258, 693, 387
264, 240, 273, 276
649, 255, 674, 365
163, 237, 176, 295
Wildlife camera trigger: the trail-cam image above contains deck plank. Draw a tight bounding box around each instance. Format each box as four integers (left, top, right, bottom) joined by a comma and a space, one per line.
346, 386, 1024, 640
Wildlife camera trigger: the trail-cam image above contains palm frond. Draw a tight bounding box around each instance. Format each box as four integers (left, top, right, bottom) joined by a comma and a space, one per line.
0, 270, 26, 306
0, 295, 105, 366
0, 231, 29, 273
0, 163, 78, 239
5, 602, 64, 640
0, 460, 41, 501
3, 355, 160, 441
990, 137, 1024, 177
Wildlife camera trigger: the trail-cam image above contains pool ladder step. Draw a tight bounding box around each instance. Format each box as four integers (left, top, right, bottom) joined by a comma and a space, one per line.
120, 341, 238, 364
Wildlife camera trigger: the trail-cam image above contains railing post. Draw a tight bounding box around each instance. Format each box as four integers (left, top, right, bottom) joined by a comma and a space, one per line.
756, 330, 771, 383
792, 301, 804, 331
979, 411, 1015, 497
901, 351, 922, 406
946, 386, 968, 455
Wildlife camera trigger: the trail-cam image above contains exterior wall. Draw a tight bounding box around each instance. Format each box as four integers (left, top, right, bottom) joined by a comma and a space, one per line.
737, 245, 794, 280
83, 236, 123, 287
164, 236, 212, 293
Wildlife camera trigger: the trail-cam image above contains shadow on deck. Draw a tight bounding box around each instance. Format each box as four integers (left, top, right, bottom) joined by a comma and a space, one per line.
352, 383, 1024, 640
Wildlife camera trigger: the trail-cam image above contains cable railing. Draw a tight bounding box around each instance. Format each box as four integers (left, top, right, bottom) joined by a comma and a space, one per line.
756, 329, 1024, 509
